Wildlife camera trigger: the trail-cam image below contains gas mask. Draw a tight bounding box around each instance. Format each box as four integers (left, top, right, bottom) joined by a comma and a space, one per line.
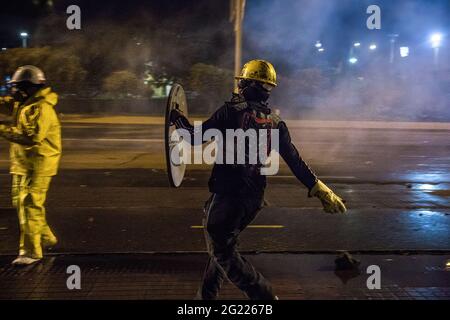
10, 85, 28, 103
9, 82, 41, 104
239, 80, 273, 103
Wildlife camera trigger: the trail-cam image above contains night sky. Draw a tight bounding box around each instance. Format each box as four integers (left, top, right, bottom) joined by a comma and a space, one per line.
1, 0, 449, 71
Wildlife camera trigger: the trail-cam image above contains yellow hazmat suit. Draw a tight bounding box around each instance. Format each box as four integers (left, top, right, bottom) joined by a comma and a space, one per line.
0, 87, 61, 259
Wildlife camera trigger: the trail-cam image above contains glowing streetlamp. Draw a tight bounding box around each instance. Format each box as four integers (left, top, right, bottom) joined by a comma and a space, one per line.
315, 41, 322, 49
430, 33, 442, 48
349, 57, 358, 64
388, 34, 399, 64
318, 47, 325, 52
430, 33, 443, 67
369, 43, 377, 51
353, 42, 361, 47
20, 32, 29, 48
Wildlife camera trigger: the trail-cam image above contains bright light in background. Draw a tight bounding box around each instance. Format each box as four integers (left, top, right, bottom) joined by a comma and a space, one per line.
315, 41, 322, 48
353, 42, 361, 47
416, 183, 438, 191
20, 32, 29, 48
430, 33, 442, 48
400, 46, 409, 58
1, 48, 6, 51
349, 57, 358, 64
318, 48, 325, 52
369, 44, 377, 50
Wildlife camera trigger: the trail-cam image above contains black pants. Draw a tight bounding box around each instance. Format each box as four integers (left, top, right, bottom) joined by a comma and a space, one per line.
198, 193, 275, 300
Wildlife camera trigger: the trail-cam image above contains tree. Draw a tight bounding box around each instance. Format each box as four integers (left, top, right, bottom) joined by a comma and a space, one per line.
187, 63, 234, 112
102, 70, 144, 98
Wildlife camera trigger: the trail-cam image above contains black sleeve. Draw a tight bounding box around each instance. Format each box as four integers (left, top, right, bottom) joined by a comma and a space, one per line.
174, 105, 227, 145
278, 121, 318, 190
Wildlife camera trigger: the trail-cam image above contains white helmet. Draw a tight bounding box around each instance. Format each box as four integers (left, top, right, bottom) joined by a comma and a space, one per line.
9, 65, 46, 85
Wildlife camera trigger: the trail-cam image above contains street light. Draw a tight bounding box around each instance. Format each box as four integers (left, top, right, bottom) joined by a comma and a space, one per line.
318, 48, 325, 52
349, 57, 358, 64
430, 33, 442, 48
369, 44, 377, 50
388, 34, 399, 64
315, 41, 322, 48
349, 42, 360, 60
20, 32, 29, 48
430, 33, 443, 67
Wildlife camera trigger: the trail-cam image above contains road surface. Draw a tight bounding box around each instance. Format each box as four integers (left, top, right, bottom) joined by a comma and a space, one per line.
0, 115, 448, 254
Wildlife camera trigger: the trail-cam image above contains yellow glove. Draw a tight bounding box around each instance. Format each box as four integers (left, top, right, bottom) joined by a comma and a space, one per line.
310, 180, 347, 214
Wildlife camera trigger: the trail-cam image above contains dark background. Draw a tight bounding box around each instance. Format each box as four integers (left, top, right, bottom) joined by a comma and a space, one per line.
0, 0, 449, 119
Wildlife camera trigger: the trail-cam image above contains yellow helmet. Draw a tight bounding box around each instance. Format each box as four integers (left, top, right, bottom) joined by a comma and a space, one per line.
236, 59, 277, 87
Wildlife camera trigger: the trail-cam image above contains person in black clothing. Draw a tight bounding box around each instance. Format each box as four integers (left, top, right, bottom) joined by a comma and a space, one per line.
171, 59, 347, 300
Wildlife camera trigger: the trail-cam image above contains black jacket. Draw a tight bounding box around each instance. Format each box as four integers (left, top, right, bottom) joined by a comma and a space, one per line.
174, 94, 317, 196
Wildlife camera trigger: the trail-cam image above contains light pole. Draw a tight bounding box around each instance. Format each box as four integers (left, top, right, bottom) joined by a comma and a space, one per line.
388, 34, 399, 64
230, 0, 246, 93
349, 42, 360, 60
430, 33, 442, 68
20, 32, 28, 48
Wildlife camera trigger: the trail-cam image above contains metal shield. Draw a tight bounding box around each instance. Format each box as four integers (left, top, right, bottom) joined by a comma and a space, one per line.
165, 84, 189, 188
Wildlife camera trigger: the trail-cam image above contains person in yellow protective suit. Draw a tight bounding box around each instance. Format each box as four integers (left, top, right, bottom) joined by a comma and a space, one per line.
0, 65, 61, 265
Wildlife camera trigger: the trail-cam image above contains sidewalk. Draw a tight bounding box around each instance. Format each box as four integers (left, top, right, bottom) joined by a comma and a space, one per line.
59, 114, 450, 130
1, 253, 449, 300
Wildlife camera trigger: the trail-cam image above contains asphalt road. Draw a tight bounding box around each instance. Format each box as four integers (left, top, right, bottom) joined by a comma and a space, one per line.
0, 116, 449, 254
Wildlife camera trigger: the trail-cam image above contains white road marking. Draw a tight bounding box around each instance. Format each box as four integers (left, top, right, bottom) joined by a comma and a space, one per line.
270, 175, 356, 180
191, 225, 284, 229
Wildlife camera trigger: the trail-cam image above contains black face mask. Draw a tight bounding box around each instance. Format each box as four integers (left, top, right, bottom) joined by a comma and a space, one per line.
11, 87, 28, 103
10, 83, 41, 104
240, 81, 271, 102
